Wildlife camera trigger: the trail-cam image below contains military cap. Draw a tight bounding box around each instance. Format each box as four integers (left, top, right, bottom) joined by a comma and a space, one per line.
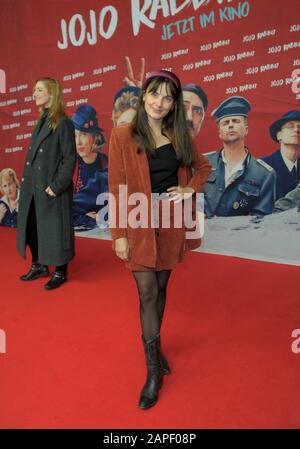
211, 96, 251, 122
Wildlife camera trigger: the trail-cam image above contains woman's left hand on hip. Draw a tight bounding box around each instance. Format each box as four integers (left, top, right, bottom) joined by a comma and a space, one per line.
167, 186, 194, 204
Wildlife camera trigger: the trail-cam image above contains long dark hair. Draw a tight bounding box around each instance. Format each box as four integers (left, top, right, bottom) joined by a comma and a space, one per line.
131, 76, 195, 166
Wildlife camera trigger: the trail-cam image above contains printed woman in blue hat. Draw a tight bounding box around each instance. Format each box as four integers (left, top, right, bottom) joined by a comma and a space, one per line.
109, 69, 211, 410
71, 104, 108, 230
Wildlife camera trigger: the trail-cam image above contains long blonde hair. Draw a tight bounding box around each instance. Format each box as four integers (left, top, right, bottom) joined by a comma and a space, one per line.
34, 77, 65, 131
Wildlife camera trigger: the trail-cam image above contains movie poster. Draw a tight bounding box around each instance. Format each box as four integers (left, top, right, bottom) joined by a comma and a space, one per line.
0, 0, 299, 264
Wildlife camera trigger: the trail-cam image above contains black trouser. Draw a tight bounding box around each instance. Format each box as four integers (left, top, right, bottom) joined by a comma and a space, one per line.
26, 198, 39, 261
26, 198, 67, 273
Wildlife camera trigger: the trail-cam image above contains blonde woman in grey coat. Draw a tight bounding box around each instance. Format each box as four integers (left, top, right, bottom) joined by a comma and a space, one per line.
17, 77, 76, 290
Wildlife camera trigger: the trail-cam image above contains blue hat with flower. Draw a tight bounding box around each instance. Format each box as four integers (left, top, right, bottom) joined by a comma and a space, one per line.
71, 104, 104, 134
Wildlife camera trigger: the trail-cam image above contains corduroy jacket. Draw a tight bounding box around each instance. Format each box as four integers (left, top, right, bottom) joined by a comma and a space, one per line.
108, 123, 212, 267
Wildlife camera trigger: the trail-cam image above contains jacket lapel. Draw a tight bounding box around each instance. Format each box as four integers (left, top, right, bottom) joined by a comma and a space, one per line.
135, 145, 152, 195
30, 118, 52, 161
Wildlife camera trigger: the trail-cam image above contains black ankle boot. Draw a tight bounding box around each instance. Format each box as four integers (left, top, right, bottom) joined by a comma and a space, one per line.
20, 263, 49, 281
44, 271, 67, 290
160, 350, 171, 375
139, 335, 163, 410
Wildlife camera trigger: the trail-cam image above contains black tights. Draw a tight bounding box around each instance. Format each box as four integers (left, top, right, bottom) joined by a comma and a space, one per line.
26, 198, 67, 273
132, 270, 171, 341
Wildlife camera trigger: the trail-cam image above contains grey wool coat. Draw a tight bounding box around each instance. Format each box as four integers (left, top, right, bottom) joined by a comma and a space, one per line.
17, 112, 77, 265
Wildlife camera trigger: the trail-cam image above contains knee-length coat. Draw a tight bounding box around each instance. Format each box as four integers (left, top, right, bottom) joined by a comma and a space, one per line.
108, 123, 212, 268
16, 113, 76, 266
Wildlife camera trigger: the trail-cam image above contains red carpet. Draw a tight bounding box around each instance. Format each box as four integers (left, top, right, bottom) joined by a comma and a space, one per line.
0, 227, 299, 428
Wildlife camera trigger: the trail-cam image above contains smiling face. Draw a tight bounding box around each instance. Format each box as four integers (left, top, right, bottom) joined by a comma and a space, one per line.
1, 175, 17, 200
32, 81, 52, 109
142, 82, 174, 123
218, 116, 248, 144
75, 130, 95, 158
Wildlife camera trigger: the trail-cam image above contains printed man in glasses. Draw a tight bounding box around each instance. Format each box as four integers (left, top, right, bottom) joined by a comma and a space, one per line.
262, 110, 300, 200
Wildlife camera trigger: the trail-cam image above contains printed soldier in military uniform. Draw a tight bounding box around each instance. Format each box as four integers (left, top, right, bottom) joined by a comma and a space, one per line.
203, 96, 276, 217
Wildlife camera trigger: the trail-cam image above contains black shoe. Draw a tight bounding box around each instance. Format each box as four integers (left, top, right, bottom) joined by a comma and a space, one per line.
44, 272, 67, 290
20, 263, 49, 281
139, 335, 163, 410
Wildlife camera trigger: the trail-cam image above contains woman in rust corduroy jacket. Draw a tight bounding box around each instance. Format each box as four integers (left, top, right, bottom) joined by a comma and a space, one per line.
108, 70, 211, 410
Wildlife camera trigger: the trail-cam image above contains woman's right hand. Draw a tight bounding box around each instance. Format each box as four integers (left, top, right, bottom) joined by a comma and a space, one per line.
123, 56, 145, 87
115, 237, 130, 261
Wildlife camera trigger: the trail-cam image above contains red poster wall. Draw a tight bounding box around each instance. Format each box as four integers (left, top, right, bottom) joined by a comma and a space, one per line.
1, 0, 299, 175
